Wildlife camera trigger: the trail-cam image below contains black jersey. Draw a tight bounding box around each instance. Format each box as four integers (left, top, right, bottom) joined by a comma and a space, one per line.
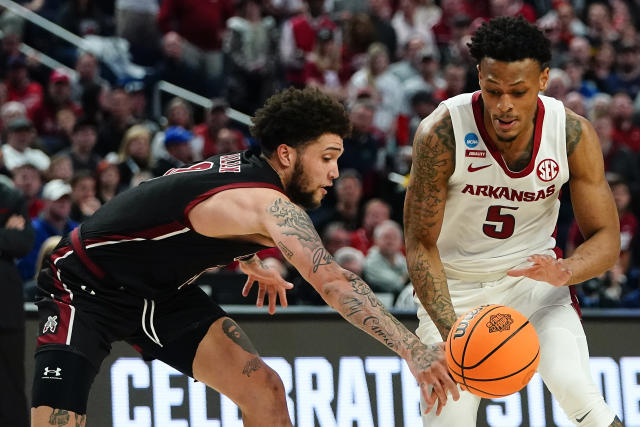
52, 150, 285, 297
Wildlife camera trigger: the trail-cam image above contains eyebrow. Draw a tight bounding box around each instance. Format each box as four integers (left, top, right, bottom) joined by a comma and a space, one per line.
324, 147, 343, 152
487, 78, 526, 86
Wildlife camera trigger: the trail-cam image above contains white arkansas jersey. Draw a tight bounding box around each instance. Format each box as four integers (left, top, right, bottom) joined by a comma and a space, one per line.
437, 92, 569, 281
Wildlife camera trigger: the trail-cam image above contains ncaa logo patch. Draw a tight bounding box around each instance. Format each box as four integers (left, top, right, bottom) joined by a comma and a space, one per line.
536, 158, 559, 182
464, 133, 479, 148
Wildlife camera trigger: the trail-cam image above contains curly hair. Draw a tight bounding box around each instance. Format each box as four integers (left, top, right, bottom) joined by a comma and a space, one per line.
250, 87, 351, 156
468, 16, 551, 69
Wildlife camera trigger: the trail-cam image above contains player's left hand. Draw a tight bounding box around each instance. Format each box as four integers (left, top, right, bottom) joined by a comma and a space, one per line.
506, 254, 571, 287
239, 259, 294, 314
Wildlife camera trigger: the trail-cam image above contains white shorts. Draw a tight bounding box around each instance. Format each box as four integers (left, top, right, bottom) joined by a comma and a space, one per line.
415, 275, 617, 427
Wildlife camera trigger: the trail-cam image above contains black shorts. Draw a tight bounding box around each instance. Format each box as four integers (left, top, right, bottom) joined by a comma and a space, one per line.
34, 265, 227, 378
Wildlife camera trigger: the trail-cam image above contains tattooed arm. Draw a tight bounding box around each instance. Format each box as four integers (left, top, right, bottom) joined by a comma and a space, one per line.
262, 196, 459, 413
403, 106, 457, 341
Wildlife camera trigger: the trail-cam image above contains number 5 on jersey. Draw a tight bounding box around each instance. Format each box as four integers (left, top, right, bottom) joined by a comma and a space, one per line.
483, 206, 519, 239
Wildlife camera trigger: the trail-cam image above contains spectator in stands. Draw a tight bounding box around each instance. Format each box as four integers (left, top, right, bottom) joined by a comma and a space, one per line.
57, 0, 111, 38
5, 55, 43, 119
157, 0, 234, 96
351, 198, 391, 255
224, 0, 278, 115
363, 219, 409, 297
60, 117, 100, 173
610, 92, 640, 152
17, 179, 76, 281
567, 36, 591, 68
368, 0, 397, 63
303, 27, 345, 100
70, 52, 105, 103
405, 89, 437, 144
341, 13, 377, 78
610, 41, 640, 99
152, 126, 194, 177
586, 42, 617, 94
33, 69, 82, 153
117, 124, 152, 188
311, 169, 364, 233
151, 97, 195, 161
347, 42, 403, 135
339, 100, 385, 197
334, 246, 365, 276
544, 67, 571, 102
564, 91, 587, 118
391, 0, 437, 60
1, 117, 49, 172
123, 80, 157, 133
115, 0, 161, 66
46, 153, 74, 183
585, 1, 618, 46
593, 113, 638, 185
279, 0, 339, 87
0, 100, 26, 134
388, 36, 427, 83
96, 87, 136, 156
433, 62, 467, 101
11, 160, 44, 219
95, 159, 121, 204
564, 60, 598, 100
193, 99, 247, 159
213, 128, 246, 155
322, 222, 353, 255
69, 171, 100, 222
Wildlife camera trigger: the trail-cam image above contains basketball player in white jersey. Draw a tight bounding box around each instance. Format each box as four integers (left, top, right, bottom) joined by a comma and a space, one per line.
404, 16, 623, 426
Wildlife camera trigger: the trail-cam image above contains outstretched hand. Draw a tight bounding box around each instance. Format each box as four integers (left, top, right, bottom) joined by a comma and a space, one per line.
409, 341, 460, 415
239, 258, 294, 314
506, 254, 572, 287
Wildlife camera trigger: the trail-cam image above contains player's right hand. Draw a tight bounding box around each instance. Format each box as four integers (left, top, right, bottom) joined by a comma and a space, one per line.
409, 341, 460, 415
239, 259, 294, 315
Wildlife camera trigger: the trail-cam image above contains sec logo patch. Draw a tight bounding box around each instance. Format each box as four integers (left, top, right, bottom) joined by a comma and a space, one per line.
536, 159, 559, 182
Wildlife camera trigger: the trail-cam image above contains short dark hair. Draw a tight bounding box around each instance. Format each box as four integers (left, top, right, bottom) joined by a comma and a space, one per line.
468, 16, 551, 69
250, 87, 351, 156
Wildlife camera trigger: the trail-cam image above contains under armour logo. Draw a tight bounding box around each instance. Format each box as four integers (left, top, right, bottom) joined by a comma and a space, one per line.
43, 367, 61, 377
42, 316, 58, 334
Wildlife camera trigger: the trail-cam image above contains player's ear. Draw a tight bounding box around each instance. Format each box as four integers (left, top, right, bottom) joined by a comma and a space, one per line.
275, 144, 295, 168
539, 66, 550, 92
477, 64, 483, 89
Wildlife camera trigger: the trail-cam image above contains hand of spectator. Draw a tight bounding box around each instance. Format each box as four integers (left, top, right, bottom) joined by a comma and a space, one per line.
239, 256, 294, 315
79, 197, 101, 217
506, 254, 572, 287
4, 214, 25, 230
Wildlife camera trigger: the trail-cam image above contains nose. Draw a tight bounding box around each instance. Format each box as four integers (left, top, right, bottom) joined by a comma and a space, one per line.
329, 162, 339, 180
497, 94, 513, 113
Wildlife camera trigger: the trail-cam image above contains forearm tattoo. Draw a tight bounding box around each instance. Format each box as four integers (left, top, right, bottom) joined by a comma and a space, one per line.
222, 318, 258, 355
566, 113, 583, 157
277, 241, 294, 259
49, 409, 70, 426
242, 357, 262, 377
404, 114, 457, 338
312, 247, 333, 272
75, 414, 86, 427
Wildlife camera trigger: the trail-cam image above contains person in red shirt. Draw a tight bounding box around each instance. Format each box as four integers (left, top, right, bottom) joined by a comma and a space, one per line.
193, 99, 247, 159
5, 55, 43, 119
350, 198, 391, 255
157, 0, 234, 94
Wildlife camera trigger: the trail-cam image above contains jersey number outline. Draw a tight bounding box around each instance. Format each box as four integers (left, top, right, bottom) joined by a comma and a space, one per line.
164, 161, 214, 176
483, 205, 519, 239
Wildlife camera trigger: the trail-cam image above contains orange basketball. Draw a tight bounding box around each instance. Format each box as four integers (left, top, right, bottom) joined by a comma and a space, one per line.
445, 304, 540, 398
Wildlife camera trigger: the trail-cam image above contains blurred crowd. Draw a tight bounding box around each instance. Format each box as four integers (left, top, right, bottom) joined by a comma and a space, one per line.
1, 0, 640, 310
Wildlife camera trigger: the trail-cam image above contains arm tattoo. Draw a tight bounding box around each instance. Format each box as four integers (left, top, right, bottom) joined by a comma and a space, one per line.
242, 357, 262, 377
76, 414, 86, 427
312, 247, 333, 272
269, 198, 322, 249
277, 241, 294, 259
49, 409, 70, 426
404, 114, 457, 338
566, 113, 583, 157
222, 318, 258, 355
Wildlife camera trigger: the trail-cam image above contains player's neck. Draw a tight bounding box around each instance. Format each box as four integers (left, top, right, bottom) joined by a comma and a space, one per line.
484, 108, 537, 170
260, 153, 287, 187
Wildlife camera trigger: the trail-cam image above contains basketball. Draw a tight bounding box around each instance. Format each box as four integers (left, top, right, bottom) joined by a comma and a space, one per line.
446, 304, 540, 398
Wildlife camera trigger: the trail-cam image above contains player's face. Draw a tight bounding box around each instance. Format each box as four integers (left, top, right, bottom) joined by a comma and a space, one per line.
478, 58, 549, 143
287, 133, 343, 210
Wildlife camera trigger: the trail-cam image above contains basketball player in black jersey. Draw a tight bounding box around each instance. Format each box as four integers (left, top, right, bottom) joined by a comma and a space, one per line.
31, 88, 459, 426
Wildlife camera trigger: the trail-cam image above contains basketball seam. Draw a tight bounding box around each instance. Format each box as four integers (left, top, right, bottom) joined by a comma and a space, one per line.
447, 347, 540, 382
462, 320, 534, 370
459, 305, 503, 390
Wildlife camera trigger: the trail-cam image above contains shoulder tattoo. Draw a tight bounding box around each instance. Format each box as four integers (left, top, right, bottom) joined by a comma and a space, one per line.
566, 114, 582, 157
